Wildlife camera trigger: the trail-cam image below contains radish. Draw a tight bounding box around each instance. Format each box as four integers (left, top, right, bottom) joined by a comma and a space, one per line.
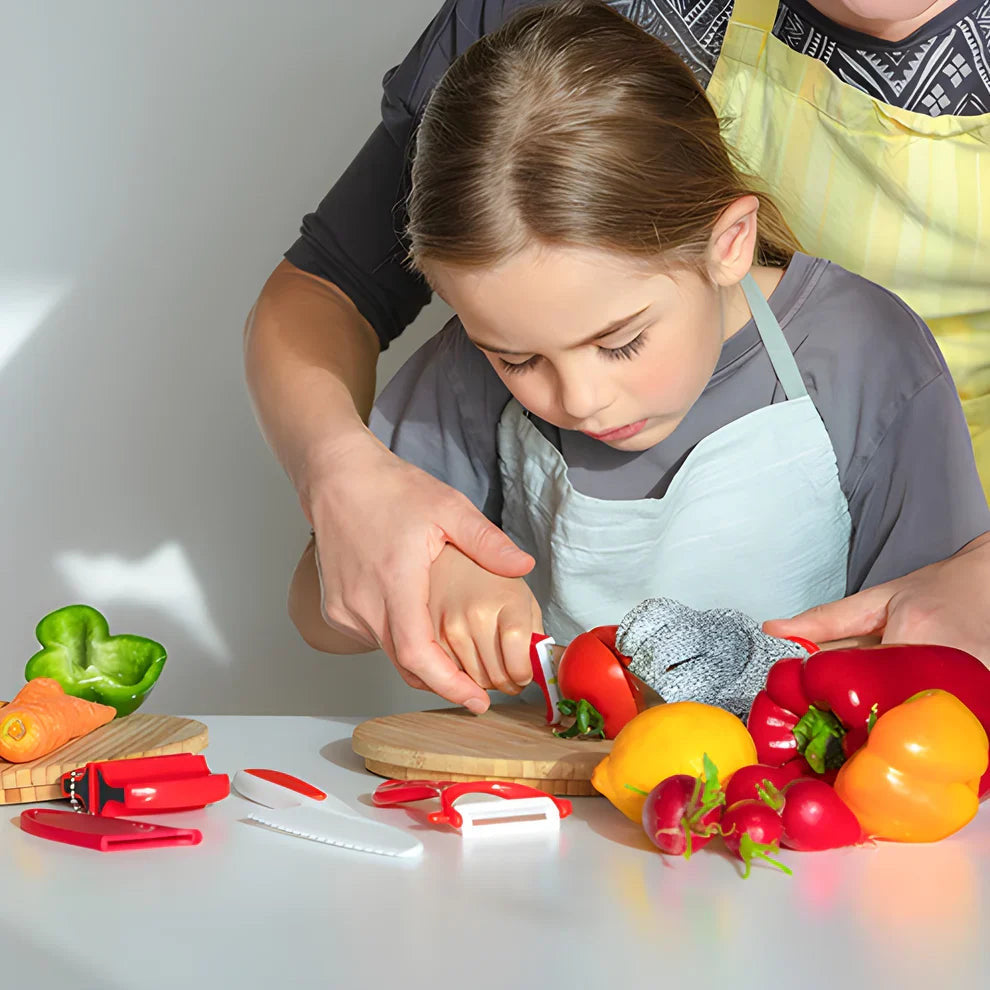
759, 778, 865, 851
636, 754, 725, 858
723, 759, 810, 808
720, 800, 792, 879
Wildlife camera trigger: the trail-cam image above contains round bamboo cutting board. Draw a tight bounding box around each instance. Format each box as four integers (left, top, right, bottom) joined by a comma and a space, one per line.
0, 713, 209, 805
351, 702, 611, 796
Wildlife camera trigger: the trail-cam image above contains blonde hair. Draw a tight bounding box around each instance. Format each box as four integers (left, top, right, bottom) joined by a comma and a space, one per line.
406, 0, 800, 275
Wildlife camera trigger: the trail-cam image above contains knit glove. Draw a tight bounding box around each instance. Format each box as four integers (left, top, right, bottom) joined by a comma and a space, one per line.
615, 597, 809, 719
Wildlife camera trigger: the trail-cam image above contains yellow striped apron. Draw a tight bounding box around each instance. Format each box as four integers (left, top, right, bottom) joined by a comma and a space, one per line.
707, 0, 990, 499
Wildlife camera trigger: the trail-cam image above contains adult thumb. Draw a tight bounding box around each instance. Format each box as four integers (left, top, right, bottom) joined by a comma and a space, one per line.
762, 585, 890, 646
445, 507, 534, 578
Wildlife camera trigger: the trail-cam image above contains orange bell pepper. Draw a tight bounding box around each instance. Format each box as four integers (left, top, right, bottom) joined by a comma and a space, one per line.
833, 689, 988, 842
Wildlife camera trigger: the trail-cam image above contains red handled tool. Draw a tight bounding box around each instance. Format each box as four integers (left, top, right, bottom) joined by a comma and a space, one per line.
373, 778, 572, 830
59, 753, 229, 816
20, 808, 202, 852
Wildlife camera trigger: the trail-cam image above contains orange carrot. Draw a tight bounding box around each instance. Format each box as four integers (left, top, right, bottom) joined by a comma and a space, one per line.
0, 678, 116, 763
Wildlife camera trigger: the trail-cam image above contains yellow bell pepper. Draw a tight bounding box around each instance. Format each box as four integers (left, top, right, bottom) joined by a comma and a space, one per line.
833, 689, 989, 842
592, 701, 757, 822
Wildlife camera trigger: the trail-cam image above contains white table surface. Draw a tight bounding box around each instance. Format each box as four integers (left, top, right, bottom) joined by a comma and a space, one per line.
2, 714, 987, 989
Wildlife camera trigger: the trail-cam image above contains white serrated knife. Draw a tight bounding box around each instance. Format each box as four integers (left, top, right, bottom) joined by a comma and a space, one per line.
233, 768, 423, 860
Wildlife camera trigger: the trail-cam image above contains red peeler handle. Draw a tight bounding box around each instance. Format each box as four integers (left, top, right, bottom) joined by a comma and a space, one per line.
372, 779, 454, 806
428, 781, 573, 829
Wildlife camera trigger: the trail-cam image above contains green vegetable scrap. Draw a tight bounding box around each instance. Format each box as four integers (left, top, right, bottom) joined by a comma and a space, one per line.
25, 604, 167, 718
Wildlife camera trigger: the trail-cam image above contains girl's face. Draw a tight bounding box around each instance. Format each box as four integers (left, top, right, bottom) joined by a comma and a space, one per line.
429, 244, 735, 451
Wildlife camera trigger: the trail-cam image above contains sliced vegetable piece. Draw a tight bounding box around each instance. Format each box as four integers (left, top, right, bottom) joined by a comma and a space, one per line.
0, 678, 116, 763
25, 604, 167, 717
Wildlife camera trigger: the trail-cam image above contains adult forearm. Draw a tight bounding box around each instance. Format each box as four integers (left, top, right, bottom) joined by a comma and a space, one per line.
243, 259, 381, 513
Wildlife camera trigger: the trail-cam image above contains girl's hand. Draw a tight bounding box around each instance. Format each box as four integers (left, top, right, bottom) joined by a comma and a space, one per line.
429, 544, 542, 697
306, 432, 534, 712
763, 532, 990, 665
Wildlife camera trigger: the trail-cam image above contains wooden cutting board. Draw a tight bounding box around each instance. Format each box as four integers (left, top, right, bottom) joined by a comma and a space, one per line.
351, 702, 611, 796
0, 713, 209, 805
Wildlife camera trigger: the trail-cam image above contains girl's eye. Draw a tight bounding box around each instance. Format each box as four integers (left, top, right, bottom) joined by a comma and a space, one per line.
498, 330, 647, 375
600, 331, 647, 361
499, 355, 539, 375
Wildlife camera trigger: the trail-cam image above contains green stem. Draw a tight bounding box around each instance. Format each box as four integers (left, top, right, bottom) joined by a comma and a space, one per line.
553, 698, 605, 739
757, 780, 785, 811
738, 833, 793, 880
792, 705, 848, 773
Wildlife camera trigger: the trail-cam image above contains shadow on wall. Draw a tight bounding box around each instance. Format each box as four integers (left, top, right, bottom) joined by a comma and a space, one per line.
0, 1, 454, 716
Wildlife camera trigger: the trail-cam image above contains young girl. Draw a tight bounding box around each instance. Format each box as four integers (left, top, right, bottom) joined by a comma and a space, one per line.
289, 0, 989, 701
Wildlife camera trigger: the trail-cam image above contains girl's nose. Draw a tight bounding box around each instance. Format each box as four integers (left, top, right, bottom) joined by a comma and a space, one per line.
556, 367, 611, 424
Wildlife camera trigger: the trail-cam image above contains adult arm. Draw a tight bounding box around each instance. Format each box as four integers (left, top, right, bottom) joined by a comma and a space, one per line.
245, 260, 533, 711
764, 533, 990, 663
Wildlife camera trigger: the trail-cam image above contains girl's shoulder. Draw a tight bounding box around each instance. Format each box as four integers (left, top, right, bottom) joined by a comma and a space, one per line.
784, 253, 947, 388
780, 253, 956, 505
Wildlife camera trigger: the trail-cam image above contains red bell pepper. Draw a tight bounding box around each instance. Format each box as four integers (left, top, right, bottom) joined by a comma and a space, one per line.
747, 643, 990, 797
552, 625, 645, 739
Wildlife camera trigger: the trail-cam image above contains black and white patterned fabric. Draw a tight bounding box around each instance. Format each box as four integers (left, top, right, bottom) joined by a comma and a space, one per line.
613, 0, 990, 116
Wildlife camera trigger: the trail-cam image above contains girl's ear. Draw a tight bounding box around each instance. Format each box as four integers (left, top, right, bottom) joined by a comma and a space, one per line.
707, 195, 761, 286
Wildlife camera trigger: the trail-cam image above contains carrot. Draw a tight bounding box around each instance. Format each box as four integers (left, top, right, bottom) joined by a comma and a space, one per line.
0, 678, 116, 763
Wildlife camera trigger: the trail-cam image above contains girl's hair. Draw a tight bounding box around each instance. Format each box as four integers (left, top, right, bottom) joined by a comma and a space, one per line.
406, 0, 800, 275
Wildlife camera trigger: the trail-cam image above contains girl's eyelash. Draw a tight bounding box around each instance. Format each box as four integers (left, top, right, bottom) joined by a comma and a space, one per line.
499, 331, 648, 375
602, 331, 647, 361
499, 355, 538, 375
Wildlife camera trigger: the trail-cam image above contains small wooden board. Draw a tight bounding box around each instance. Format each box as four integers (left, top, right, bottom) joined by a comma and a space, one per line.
351, 702, 611, 796
0, 713, 209, 805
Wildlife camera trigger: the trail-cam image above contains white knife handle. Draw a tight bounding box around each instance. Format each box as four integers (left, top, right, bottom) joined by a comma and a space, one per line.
232, 769, 360, 818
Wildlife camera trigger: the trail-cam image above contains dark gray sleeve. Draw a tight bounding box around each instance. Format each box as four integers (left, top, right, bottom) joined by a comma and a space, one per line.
368, 320, 511, 523
283, 0, 532, 349
845, 370, 990, 592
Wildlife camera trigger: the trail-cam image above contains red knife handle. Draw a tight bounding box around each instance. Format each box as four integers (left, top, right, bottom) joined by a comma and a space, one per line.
98, 773, 230, 817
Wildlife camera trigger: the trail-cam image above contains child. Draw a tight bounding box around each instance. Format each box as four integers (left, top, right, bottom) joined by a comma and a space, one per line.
289, 0, 989, 703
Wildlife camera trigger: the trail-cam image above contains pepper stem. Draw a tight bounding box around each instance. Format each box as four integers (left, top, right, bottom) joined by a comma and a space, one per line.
792, 705, 847, 773
553, 698, 606, 739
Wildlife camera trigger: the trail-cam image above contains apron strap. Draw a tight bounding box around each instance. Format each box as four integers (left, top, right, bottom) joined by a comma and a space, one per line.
727, 0, 779, 33
741, 272, 808, 401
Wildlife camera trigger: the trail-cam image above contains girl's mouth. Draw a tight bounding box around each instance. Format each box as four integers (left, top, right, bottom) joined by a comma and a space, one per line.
582, 419, 648, 442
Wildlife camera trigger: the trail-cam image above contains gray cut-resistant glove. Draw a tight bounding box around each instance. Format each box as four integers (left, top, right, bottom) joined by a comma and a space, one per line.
615, 597, 810, 719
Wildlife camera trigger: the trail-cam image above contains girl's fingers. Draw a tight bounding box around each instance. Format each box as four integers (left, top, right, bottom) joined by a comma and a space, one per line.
497, 601, 538, 688
468, 614, 519, 696
438, 615, 495, 691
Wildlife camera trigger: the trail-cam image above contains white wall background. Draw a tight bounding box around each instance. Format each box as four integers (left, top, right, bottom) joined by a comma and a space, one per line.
1, 1, 457, 715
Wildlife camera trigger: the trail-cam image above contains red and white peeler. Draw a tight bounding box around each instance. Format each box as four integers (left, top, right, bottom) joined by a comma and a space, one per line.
373, 778, 572, 835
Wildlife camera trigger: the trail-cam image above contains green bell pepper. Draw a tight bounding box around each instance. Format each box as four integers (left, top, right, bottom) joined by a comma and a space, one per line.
24, 604, 167, 717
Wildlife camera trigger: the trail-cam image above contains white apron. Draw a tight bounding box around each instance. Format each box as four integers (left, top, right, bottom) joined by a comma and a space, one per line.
497, 273, 852, 643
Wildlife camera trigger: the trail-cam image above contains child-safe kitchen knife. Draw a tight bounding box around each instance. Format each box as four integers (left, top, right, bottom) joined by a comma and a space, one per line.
233, 768, 423, 860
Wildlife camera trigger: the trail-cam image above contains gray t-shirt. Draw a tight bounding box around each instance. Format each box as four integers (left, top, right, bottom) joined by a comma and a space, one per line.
370, 255, 990, 594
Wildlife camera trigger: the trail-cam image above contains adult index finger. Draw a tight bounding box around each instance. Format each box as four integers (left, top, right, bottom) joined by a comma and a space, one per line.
383, 583, 491, 715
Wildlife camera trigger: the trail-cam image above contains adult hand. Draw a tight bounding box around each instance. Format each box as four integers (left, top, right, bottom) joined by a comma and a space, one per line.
763, 533, 990, 665
305, 431, 535, 712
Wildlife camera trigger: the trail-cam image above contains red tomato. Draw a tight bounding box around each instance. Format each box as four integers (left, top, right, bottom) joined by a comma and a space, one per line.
557, 625, 645, 739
